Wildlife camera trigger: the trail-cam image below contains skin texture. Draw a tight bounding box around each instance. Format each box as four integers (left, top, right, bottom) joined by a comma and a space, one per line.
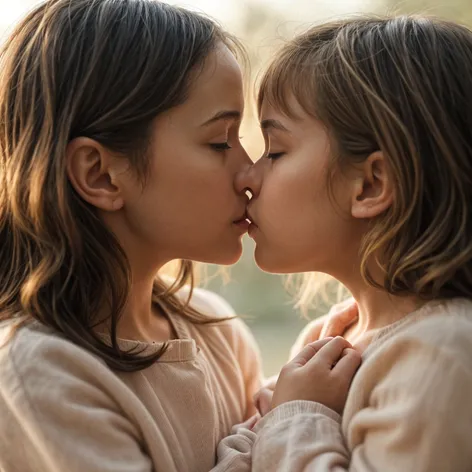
66, 44, 252, 342
237, 95, 418, 411
241, 98, 363, 276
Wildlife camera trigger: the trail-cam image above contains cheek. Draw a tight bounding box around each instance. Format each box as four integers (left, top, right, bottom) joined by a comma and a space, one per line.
128, 147, 240, 248
152, 145, 233, 211
260, 161, 325, 237
254, 162, 345, 272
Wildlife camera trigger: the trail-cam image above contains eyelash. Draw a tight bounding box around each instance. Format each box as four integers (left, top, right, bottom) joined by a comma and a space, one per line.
266, 152, 285, 160
210, 142, 232, 152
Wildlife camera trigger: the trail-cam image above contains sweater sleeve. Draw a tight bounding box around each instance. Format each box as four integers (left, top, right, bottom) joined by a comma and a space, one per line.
0, 333, 153, 472
251, 332, 472, 472
210, 416, 258, 472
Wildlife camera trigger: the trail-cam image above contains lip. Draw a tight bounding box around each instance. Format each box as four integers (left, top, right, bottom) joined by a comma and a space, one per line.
246, 210, 257, 227
233, 210, 247, 223
247, 222, 258, 238
233, 210, 250, 232
246, 210, 258, 238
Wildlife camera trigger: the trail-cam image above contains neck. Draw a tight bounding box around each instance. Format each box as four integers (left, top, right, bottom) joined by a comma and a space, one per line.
337, 264, 424, 344
95, 262, 175, 343
118, 276, 156, 330
350, 284, 421, 330
99, 212, 175, 341
116, 266, 176, 342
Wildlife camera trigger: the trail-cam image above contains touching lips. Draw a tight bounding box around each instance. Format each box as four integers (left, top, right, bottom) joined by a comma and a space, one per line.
233, 211, 250, 230
246, 210, 258, 238
232, 209, 257, 234
246, 210, 257, 227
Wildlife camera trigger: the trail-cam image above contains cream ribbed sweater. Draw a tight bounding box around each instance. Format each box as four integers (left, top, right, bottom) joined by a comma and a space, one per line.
0, 288, 263, 472
218, 298, 472, 472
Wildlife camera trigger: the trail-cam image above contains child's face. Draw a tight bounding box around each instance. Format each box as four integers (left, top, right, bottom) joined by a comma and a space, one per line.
115, 44, 251, 267
242, 95, 364, 275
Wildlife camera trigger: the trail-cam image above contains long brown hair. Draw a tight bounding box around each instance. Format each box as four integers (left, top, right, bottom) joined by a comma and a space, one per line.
0, 0, 241, 371
258, 16, 472, 302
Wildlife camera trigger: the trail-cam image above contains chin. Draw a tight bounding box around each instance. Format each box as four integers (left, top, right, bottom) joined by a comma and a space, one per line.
197, 240, 244, 266
217, 249, 243, 265
254, 245, 310, 274
254, 247, 288, 274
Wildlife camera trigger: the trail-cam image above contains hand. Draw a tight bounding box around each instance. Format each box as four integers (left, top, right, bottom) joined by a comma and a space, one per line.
254, 376, 277, 416
320, 298, 358, 339
272, 337, 361, 415
255, 301, 358, 417
290, 299, 358, 358
232, 413, 260, 432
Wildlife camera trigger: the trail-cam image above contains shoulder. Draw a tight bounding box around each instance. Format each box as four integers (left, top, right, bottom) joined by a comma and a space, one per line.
0, 320, 107, 367
378, 299, 472, 368
0, 322, 153, 471
185, 286, 236, 318
191, 287, 258, 352
176, 286, 261, 366
344, 300, 472, 469
177, 285, 246, 340
0, 321, 118, 405
358, 299, 472, 409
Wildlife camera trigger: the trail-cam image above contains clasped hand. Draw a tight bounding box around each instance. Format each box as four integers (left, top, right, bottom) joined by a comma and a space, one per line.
271, 336, 361, 415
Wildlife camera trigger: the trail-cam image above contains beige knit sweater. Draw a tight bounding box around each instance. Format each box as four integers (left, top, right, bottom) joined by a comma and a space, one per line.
218, 298, 472, 472
0, 288, 263, 472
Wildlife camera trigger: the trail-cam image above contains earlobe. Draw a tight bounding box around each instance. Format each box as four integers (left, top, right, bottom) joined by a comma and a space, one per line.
351, 151, 393, 219
66, 137, 124, 211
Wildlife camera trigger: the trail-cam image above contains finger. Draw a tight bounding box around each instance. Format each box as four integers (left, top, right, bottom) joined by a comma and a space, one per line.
289, 317, 325, 359
253, 376, 277, 407
234, 414, 260, 432
332, 348, 362, 377
304, 318, 324, 343
289, 337, 333, 367
253, 386, 269, 407
321, 300, 358, 338
321, 301, 358, 338
310, 336, 352, 367
263, 375, 278, 391
254, 388, 273, 416
327, 297, 355, 316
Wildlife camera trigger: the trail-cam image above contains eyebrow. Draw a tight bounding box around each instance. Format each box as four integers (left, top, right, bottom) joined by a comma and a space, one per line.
260, 119, 290, 133
201, 110, 242, 126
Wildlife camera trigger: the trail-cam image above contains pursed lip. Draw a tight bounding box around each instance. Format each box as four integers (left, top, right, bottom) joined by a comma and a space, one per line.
233, 210, 248, 224
246, 209, 258, 227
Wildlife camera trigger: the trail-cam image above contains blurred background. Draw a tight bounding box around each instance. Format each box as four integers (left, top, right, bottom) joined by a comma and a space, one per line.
1, 0, 471, 375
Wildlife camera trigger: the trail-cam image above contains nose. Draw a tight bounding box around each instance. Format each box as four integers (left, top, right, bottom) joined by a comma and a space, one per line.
234, 159, 262, 199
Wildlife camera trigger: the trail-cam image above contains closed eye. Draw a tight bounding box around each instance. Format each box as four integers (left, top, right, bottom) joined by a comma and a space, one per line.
210, 142, 232, 151
266, 152, 285, 160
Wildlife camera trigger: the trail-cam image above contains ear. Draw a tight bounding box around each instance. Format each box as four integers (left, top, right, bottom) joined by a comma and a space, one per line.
351, 151, 394, 219
66, 137, 126, 211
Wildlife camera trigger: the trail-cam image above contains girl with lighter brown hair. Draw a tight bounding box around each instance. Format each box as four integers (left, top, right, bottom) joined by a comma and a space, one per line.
229, 15, 472, 471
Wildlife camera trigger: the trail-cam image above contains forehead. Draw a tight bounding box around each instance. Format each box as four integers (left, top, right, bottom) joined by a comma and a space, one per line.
259, 85, 308, 118
181, 44, 244, 122
260, 94, 306, 127
259, 95, 328, 142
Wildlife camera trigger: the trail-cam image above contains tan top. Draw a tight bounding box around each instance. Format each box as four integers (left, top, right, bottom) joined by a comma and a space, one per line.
0, 288, 263, 472
218, 298, 472, 472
